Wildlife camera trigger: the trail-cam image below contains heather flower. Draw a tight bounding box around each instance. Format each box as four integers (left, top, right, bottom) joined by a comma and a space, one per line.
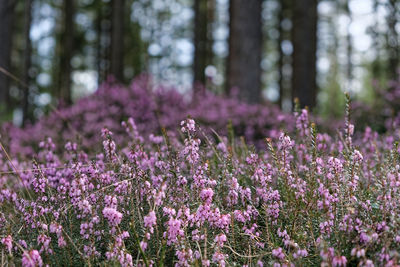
122, 117, 143, 143
351, 248, 365, 258
293, 249, 308, 259
37, 234, 52, 254
214, 233, 227, 247
102, 128, 117, 161
295, 109, 310, 136
65, 141, 77, 151
144, 210, 157, 234
166, 217, 184, 245
118, 251, 133, 267
202, 259, 211, 266
22, 250, 43, 267
279, 133, 294, 151
144, 211, 157, 228
272, 247, 285, 260
332, 256, 347, 267
176, 248, 193, 266
200, 188, 214, 204
103, 207, 123, 226
140, 241, 147, 251
1, 235, 12, 253
212, 251, 227, 267
353, 149, 363, 163
181, 118, 196, 133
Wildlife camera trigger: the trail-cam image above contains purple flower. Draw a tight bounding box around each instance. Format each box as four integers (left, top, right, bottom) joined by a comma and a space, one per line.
22, 250, 43, 267
103, 207, 123, 226
1, 235, 12, 253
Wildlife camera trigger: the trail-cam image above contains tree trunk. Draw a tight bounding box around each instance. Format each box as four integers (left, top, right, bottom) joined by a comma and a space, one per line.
109, 0, 125, 82
22, 0, 33, 126
193, 0, 213, 87
0, 0, 16, 114
58, 0, 75, 105
386, 0, 399, 80
277, 0, 290, 108
95, 1, 105, 85
227, 0, 263, 103
291, 0, 318, 109
371, 0, 382, 81
344, 0, 353, 90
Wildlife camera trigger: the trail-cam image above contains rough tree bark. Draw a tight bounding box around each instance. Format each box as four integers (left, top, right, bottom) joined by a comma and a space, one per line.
291, 0, 318, 109
227, 0, 263, 104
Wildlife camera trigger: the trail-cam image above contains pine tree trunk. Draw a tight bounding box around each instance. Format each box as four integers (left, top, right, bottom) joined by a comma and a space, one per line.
58, 0, 75, 105
277, 0, 289, 108
227, 0, 262, 104
22, 0, 33, 126
193, 0, 213, 87
95, 1, 106, 85
386, 0, 399, 80
371, 0, 382, 81
345, 0, 353, 89
291, 0, 318, 109
0, 0, 16, 114
110, 0, 125, 82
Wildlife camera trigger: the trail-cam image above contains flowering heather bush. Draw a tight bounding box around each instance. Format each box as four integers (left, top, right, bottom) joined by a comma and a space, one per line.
1, 101, 400, 266
2, 76, 292, 157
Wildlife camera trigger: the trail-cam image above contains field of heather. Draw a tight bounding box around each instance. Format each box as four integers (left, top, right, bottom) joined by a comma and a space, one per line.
2, 0, 400, 265
0, 80, 400, 267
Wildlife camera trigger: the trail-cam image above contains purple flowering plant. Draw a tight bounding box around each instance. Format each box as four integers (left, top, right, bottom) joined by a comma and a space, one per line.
0, 80, 400, 266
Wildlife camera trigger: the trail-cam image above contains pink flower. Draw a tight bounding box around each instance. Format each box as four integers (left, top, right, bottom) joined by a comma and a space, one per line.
332, 256, 347, 267
103, 207, 123, 226
1, 235, 12, 253
140, 241, 147, 251
200, 188, 214, 204
212, 251, 227, 267
272, 247, 285, 260
181, 119, 196, 133
144, 211, 157, 229
22, 250, 43, 267
214, 234, 227, 247
166, 217, 184, 245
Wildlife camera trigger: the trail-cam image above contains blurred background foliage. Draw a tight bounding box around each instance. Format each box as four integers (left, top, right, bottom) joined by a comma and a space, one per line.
0, 0, 399, 128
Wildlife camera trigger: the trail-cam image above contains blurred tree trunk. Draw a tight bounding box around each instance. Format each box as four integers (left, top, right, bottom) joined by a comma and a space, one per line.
58, 0, 75, 105
371, 0, 382, 81
277, 0, 290, 109
291, 0, 318, 109
95, 1, 106, 85
344, 0, 353, 90
386, 0, 399, 80
0, 0, 16, 115
193, 0, 214, 87
227, 0, 262, 103
22, 0, 33, 126
109, 0, 125, 82
125, 0, 146, 79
